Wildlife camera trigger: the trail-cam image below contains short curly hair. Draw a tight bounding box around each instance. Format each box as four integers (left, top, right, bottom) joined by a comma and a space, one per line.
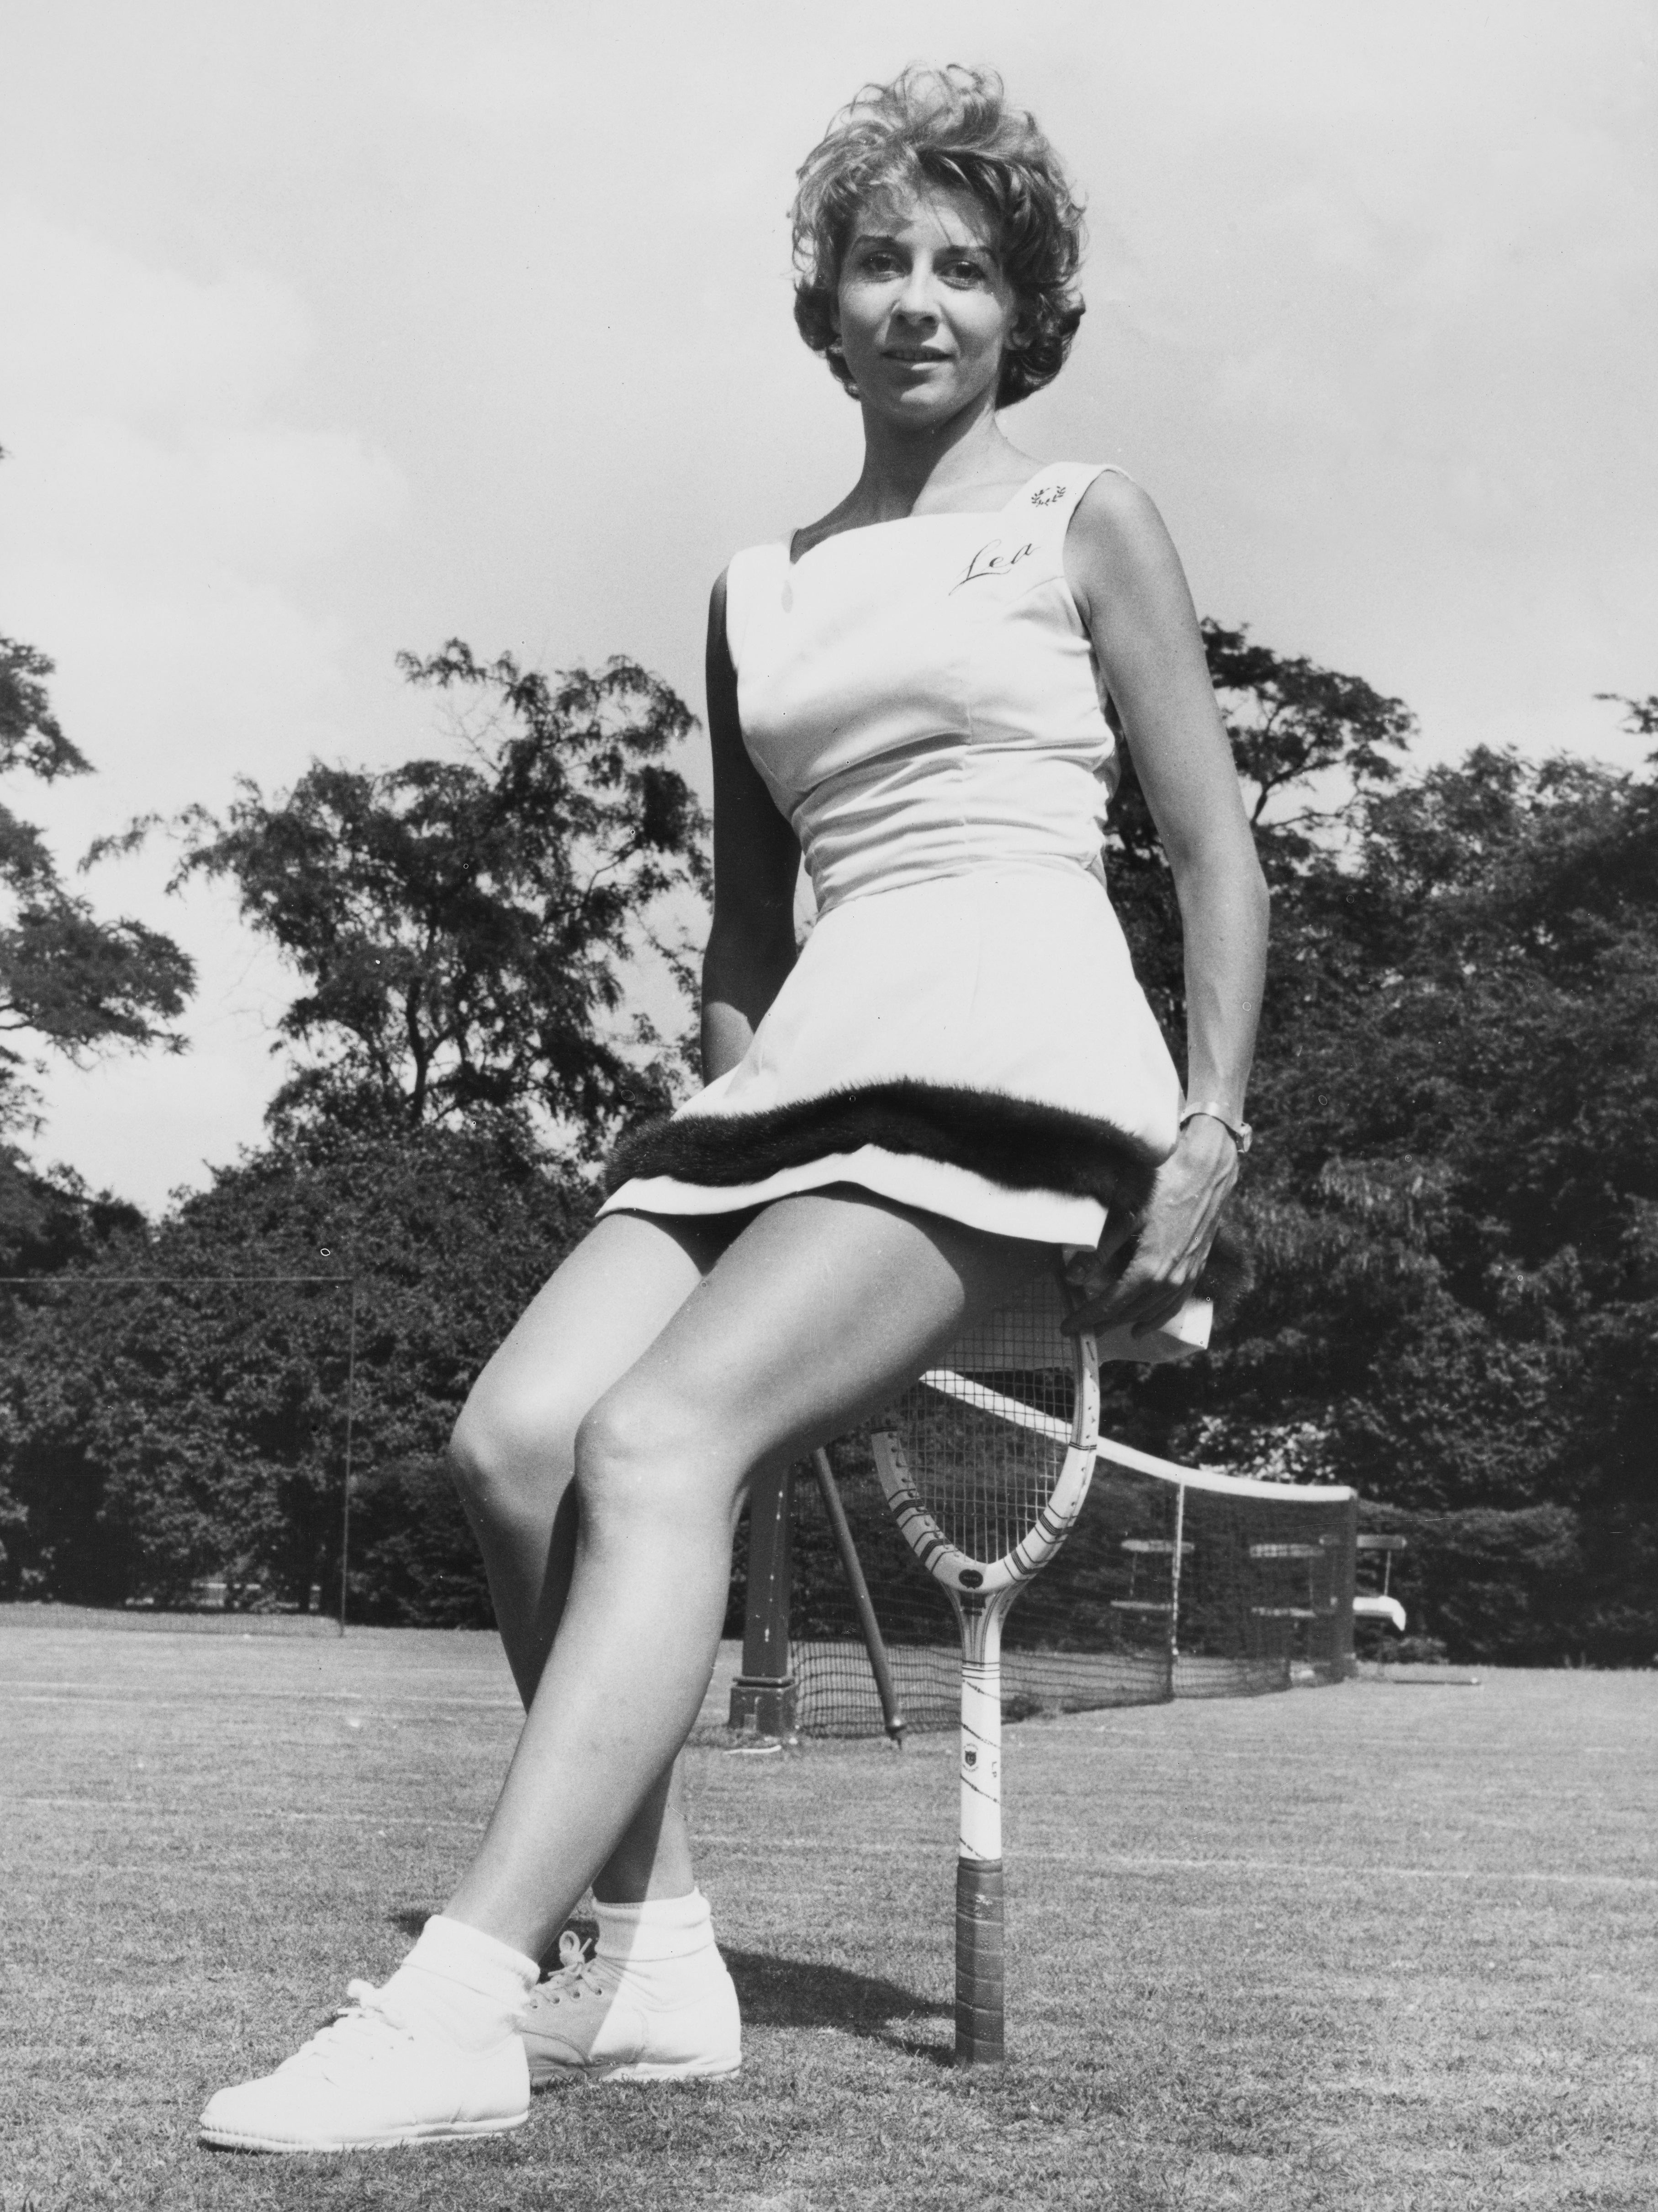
791, 64, 1086, 410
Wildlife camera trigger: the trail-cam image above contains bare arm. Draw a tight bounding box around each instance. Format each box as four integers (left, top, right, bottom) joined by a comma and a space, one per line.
701, 571, 802, 1083
1066, 472, 1271, 1333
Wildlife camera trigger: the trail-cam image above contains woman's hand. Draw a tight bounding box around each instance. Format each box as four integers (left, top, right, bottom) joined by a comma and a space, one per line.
1060, 1116, 1240, 1338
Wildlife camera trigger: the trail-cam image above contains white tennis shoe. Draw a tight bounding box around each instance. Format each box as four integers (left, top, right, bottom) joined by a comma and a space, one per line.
198, 1978, 530, 2153
518, 1930, 742, 2083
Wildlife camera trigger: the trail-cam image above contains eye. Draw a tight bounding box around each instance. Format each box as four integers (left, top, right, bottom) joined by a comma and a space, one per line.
853, 246, 903, 276
940, 257, 990, 288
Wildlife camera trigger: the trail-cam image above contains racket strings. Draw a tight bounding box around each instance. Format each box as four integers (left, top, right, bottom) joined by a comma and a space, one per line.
885, 1275, 1077, 1571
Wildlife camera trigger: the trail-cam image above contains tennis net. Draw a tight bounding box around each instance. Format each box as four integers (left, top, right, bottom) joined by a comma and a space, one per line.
791, 1429, 1357, 1737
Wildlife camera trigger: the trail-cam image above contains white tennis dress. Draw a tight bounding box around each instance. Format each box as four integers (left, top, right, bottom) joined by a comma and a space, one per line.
600, 462, 1183, 1248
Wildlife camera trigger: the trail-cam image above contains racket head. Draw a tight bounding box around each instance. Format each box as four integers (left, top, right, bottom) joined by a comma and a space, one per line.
872, 1264, 1100, 1597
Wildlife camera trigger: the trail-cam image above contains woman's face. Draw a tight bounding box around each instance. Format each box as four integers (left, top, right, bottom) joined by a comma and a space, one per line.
833, 185, 1018, 427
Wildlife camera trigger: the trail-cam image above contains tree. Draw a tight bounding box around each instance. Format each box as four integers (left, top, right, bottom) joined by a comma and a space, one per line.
0, 623, 194, 1260
1202, 621, 1415, 849
2, 637, 712, 1619
175, 646, 709, 1156
1138, 729, 1658, 1663
0, 1116, 590, 1618
1595, 692, 1658, 744
1105, 620, 1416, 1035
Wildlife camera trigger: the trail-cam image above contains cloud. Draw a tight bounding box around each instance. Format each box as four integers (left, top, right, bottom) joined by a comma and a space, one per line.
405, 30, 575, 121
0, 210, 407, 581
0, 205, 310, 426
0, 210, 412, 802
0, 208, 415, 1202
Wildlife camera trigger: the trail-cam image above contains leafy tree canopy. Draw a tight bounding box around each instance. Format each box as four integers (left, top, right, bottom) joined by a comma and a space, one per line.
0, 630, 90, 785
0, 1115, 587, 1619
1203, 620, 1416, 844
174, 646, 709, 1156
1109, 619, 1417, 1036
1138, 721, 1658, 1663
0, 617, 194, 1245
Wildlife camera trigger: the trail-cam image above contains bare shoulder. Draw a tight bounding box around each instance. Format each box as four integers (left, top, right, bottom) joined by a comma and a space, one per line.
1067, 469, 1193, 630
1071, 469, 1178, 561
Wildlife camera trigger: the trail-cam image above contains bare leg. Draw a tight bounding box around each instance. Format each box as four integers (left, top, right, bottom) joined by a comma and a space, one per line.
195, 1192, 1045, 2151
449, 1208, 747, 1906
446, 1189, 1045, 1960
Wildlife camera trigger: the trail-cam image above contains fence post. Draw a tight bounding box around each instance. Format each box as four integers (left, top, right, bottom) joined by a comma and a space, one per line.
729, 1463, 797, 1739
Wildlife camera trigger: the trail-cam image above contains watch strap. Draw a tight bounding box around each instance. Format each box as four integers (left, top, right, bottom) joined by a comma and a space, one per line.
1179, 1101, 1253, 1155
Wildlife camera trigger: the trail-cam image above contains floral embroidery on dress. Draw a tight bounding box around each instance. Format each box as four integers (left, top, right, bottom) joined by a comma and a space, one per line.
1030, 484, 1066, 507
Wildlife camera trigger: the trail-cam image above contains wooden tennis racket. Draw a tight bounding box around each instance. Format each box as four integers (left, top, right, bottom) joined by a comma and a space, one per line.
870, 1267, 1101, 2066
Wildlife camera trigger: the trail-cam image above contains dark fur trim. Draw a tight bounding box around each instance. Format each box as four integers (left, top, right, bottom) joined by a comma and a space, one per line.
605, 1081, 1163, 1217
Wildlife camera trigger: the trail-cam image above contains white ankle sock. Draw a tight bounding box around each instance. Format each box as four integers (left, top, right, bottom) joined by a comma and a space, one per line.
379, 1914, 540, 2053
592, 1890, 723, 2003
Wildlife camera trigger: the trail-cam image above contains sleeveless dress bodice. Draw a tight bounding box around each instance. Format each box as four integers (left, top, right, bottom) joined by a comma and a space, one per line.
727, 468, 1121, 913
602, 462, 1183, 1247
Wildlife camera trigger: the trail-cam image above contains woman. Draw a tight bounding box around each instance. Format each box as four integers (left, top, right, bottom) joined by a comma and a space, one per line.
201, 64, 1267, 2152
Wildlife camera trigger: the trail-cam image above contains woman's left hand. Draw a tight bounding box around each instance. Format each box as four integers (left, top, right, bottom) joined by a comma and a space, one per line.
1061, 1116, 1240, 1337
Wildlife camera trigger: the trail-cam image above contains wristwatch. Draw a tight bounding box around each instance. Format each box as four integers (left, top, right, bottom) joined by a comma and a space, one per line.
1178, 1101, 1253, 1155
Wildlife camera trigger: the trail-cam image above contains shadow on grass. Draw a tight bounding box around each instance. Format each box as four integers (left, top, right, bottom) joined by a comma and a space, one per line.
723, 1948, 951, 2061
383, 1911, 950, 2060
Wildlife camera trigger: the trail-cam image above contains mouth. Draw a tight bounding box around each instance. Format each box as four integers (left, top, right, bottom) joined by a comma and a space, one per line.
882, 346, 950, 365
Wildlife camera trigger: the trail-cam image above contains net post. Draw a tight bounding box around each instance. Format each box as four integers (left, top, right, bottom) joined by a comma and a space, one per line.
1333, 1489, 1360, 1679
729, 1462, 798, 1739
1166, 1482, 1187, 1697
337, 1276, 359, 1638
812, 1448, 907, 1744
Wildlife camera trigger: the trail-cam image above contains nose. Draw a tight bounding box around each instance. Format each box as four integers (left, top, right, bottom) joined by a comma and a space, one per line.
893, 259, 940, 326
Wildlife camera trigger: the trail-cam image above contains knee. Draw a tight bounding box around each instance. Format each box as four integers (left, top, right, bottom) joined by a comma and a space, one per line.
448, 1384, 578, 1529
571, 1392, 659, 1516
573, 1388, 733, 1536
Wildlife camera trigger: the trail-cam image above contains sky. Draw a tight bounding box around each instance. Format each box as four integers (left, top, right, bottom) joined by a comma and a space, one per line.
2, 0, 1654, 1212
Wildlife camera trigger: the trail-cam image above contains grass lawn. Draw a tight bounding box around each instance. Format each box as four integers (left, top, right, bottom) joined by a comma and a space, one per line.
1, 1608, 1654, 2211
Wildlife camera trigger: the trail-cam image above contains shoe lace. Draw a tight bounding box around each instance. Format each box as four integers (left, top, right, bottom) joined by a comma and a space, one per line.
531, 1928, 611, 2008
283, 1980, 418, 2081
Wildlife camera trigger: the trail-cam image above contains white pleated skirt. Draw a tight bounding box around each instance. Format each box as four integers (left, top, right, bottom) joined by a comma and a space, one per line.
601, 864, 1183, 1250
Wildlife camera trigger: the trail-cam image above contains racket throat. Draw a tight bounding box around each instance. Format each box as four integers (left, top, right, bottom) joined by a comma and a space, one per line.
951, 1591, 1003, 1863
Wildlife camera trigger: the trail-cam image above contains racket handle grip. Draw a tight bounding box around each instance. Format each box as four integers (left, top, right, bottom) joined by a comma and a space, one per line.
954, 1857, 1004, 2065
